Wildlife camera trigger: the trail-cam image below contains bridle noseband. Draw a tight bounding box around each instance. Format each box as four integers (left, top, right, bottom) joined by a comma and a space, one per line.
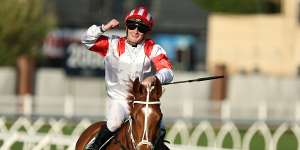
129, 86, 161, 150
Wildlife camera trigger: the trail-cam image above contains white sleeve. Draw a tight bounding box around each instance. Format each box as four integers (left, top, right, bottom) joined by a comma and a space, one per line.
81, 25, 104, 49
155, 68, 174, 84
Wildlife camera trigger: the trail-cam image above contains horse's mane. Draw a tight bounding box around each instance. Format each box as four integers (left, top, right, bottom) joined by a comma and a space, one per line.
127, 78, 162, 101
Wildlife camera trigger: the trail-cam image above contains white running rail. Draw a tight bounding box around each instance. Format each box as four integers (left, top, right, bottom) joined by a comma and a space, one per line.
0, 117, 299, 150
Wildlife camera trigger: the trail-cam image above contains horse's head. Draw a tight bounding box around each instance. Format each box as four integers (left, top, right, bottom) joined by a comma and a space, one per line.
128, 78, 163, 150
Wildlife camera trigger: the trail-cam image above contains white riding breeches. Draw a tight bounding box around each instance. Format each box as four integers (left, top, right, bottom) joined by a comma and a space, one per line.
106, 100, 130, 132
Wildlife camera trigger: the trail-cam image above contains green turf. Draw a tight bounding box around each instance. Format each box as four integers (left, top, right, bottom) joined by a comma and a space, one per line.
170, 129, 298, 150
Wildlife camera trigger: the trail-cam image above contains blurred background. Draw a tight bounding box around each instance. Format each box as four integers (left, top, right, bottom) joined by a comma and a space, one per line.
1, 0, 300, 149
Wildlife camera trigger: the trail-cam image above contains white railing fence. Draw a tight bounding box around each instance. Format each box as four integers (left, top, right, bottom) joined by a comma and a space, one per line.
0, 117, 299, 150
2, 95, 300, 122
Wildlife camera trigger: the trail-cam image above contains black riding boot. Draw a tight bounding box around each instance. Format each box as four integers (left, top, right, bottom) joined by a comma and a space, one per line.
85, 125, 114, 150
154, 128, 170, 150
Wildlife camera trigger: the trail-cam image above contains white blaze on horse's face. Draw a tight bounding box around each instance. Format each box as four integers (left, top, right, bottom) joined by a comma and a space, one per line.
142, 107, 152, 116
135, 86, 158, 150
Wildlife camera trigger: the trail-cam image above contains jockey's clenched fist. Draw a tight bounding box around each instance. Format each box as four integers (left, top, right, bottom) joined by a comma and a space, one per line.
142, 76, 157, 87
102, 19, 120, 32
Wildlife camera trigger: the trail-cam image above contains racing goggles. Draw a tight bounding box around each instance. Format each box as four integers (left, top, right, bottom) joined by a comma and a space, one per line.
126, 20, 150, 33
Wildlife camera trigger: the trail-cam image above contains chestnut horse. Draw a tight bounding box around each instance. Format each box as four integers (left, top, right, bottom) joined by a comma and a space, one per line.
76, 78, 164, 150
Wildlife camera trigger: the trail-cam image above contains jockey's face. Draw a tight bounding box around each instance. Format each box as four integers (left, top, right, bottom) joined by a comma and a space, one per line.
126, 20, 150, 45
127, 28, 144, 45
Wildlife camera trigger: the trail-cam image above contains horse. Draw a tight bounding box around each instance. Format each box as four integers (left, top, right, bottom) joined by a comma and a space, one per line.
75, 78, 167, 150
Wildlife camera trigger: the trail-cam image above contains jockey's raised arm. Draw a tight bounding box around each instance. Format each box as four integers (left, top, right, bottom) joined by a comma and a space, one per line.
81, 19, 119, 57
81, 6, 173, 150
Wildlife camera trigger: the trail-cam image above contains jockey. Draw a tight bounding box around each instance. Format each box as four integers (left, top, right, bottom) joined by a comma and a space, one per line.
82, 6, 173, 150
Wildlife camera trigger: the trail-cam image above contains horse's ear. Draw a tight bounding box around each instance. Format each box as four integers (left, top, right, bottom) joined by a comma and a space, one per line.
151, 78, 162, 100
133, 77, 140, 94
133, 77, 147, 100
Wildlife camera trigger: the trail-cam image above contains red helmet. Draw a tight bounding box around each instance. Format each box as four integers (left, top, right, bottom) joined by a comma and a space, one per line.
125, 6, 153, 29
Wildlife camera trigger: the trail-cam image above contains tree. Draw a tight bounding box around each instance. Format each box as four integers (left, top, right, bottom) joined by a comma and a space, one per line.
0, 0, 56, 96
192, 0, 281, 14
0, 0, 56, 66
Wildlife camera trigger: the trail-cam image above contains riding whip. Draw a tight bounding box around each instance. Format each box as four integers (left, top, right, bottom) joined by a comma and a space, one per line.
162, 75, 224, 86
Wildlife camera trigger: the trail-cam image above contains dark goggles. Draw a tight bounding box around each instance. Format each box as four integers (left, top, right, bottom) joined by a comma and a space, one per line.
126, 20, 150, 33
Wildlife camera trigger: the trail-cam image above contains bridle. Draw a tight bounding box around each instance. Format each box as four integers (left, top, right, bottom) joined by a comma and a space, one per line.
128, 86, 161, 150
